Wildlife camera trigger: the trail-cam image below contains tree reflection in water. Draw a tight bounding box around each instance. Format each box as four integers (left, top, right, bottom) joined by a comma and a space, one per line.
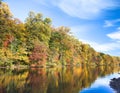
0, 65, 120, 93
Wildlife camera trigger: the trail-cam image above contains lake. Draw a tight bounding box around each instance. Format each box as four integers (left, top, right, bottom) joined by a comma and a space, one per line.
0, 66, 120, 93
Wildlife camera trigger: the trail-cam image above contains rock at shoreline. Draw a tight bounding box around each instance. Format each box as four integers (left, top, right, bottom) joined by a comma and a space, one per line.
110, 77, 120, 93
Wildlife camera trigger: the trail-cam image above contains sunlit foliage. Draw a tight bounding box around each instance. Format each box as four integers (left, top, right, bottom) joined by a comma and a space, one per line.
0, 1, 120, 67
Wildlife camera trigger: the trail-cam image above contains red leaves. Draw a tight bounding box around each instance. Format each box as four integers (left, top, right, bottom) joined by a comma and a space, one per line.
29, 43, 47, 65
3, 35, 14, 48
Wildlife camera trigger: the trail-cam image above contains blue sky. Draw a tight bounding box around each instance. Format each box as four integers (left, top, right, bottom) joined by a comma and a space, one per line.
4, 0, 120, 56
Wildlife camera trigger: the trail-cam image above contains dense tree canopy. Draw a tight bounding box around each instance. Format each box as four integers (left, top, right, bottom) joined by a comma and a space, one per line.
0, 1, 120, 67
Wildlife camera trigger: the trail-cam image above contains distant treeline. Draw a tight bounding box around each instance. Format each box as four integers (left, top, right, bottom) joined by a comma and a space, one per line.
0, 1, 120, 67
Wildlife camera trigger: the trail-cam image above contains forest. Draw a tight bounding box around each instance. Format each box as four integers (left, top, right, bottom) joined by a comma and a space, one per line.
0, 1, 120, 68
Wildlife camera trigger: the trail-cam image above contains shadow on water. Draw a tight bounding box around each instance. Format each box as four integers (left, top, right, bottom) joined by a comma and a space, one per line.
110, 76, 120, 93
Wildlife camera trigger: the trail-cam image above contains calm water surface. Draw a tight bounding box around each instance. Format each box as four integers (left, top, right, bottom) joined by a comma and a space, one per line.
0, 66, 120, 93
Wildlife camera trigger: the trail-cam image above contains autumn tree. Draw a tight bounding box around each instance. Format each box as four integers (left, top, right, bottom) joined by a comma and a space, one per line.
25, 11, 52, 65
25, 11, 52, 49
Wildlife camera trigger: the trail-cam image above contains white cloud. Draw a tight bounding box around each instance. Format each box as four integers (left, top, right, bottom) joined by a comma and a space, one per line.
80, 39, 120, 52
104, 20, 114, 27
107, 27, 120, 40
104, 19, 120, 27
70, 25, 120, 53
51, 0, 119, 19
117, 27, 120, 30
91, 78, 110, 87
91, 73, 120, 88
70, 25, 96, 40
107, 31, 120, 40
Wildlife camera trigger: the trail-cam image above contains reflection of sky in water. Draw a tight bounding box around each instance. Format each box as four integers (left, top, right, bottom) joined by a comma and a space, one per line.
80, 86, 113, 93
80, 73, 120, 93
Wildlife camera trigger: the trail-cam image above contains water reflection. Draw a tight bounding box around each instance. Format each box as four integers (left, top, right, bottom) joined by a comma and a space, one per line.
0, 66, 120, 93
80, 86, 113, 93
